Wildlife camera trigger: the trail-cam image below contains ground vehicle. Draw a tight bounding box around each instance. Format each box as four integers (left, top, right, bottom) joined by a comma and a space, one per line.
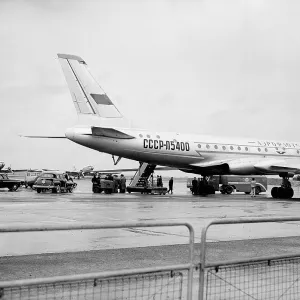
0, 173, 22, 191
92, 174, 120, 194
33, 172, 77, 193
187, 175, 267, 195
219, 175, 267, 195
25, 170, 43, 188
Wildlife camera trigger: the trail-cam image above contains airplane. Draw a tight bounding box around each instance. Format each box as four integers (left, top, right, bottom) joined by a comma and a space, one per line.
28, 53, 300, 199
0, 162, 5, 170
66, 165, 94, 179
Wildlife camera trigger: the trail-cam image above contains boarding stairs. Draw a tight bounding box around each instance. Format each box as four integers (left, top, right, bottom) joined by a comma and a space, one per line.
129, 163, 157, 188
127, 163, 167, 194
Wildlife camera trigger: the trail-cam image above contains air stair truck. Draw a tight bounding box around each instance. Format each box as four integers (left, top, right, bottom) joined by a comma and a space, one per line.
127, 163, 168, 195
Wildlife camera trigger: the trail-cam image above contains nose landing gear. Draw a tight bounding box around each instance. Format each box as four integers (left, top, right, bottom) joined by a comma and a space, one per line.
271, 174, 294, 199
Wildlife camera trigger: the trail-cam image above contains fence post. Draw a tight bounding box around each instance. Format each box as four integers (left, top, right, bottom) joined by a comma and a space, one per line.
186, 223, 195, 300
198, 221, 211, 300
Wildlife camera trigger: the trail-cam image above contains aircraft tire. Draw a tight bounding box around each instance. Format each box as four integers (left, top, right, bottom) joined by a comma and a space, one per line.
286, 187, 294, 199
277, 187, 285, 199
52, 188, 57, 193
37, 189, 41, 193
271, 187, 278, 198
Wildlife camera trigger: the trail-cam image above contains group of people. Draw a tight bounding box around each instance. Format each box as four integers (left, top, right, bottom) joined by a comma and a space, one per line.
191, 177, 209, 195
156, 175, 174, 194
92, 173, 126, 193
156, 175, 163, 187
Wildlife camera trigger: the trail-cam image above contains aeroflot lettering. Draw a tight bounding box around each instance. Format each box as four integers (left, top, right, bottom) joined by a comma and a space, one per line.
257, 141, 300, 148
143, 139, 190, 151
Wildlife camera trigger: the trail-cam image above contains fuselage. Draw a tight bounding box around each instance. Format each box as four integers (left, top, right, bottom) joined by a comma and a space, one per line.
65, 126, 300, 175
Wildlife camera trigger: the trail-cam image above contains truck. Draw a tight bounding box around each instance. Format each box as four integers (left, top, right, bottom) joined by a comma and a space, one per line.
92, 174, 120, 194
187, 175, 268, 195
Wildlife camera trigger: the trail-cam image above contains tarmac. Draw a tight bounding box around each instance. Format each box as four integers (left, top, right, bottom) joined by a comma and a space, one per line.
1, 178, 300, 283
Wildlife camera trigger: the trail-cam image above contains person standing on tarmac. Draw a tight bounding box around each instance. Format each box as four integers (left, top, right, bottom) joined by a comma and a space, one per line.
92, 173, 99, 193
250, 178, 256, 197
197, 177, 202, 195
159, 176, 163, 187
120, 174, 126, 193
92, 174, 97, 185
96, 173, 101, 184
167, 177, 174, 194
192, 177, 197, 195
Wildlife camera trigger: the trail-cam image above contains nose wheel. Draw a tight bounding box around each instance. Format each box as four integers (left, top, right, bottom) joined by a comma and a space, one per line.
271, 175, 294, 199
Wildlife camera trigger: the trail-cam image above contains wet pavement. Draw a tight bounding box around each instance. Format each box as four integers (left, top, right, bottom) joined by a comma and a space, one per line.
1, 179, 300, 257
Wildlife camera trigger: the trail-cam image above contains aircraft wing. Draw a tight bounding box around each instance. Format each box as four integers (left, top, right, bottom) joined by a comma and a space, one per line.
254, 158, 300, 174
187, 160, 230, 174
190, 157, 300, 175
92, 166, 175, 174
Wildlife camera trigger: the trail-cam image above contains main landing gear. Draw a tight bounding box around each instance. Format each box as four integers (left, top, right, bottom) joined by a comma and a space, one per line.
271, 174, 294, 199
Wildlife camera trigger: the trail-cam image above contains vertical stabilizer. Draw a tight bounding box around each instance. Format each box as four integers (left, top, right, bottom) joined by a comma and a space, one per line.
58, 54, 123, 120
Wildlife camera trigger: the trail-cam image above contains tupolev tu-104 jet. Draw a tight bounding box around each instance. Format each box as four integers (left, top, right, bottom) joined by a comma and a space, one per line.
49, 54, 300, 199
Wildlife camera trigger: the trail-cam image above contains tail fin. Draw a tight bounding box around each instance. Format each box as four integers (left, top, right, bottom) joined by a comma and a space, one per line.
57, 54, 123, 119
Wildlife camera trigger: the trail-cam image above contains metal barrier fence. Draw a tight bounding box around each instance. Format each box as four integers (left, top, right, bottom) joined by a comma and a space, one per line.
205, 255, 300, 300
3, 218, 300, 299
1, 270, 185, 300
0, 222, 195, 300
199, 217, 300, 300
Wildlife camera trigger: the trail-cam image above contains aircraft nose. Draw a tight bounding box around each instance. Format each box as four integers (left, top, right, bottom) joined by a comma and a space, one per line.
65, 127, 75, 140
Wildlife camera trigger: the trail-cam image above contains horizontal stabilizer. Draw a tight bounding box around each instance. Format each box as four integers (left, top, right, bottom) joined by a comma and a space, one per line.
20, 135, 66, 139
91, 127, 135, 139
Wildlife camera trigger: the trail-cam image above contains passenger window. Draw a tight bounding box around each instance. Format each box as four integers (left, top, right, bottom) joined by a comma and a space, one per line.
265, 148, 268, 152
230, 146, 234, 150
222, 146, 226, 150
245, 147, 248, 151
147, 135, 150, 138
214, 145, 218, 149
156, 135, 160, 139
206, 144, 210, 149
198, 144, 201, 148
258, 148, 261, 152
139, 134, 143, 138
237, 146, 241, 150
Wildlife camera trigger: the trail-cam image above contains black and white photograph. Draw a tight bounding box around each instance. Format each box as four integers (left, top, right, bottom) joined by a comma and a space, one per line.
1, 0, 300, 299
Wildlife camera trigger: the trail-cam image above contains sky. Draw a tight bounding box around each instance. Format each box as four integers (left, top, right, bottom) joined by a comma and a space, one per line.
1, 0, 300, 173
